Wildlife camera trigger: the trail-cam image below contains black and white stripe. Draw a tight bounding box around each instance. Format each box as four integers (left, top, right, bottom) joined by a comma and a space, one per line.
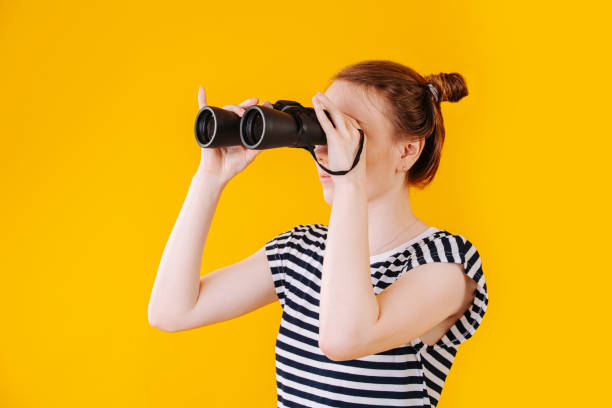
265, 223, 489, 408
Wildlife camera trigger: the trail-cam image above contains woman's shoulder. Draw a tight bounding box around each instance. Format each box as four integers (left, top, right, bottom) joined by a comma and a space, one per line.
279, 223, 328, 240
423, 229, 485, 286
414, 229, 490, 347
265, 223, 327, 255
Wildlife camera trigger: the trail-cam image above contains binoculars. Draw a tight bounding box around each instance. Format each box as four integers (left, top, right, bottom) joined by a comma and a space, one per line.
194, 99, 364, 176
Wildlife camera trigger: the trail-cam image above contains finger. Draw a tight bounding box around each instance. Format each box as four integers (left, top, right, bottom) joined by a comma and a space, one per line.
198, 86, 207, 109
238, 97, 259, 107
346, 117, 362, 136
314, 92, 348, 135
312, 95, 337, 138
245, 146, 263, 161
259, 100, 272, 107
222, 104, 246, 116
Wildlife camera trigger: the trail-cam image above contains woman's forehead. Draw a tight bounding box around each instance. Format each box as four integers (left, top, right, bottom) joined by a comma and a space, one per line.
324, 81, 386, 126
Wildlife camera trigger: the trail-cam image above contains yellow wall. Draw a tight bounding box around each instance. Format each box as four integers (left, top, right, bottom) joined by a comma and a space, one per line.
1, 1, 609, 406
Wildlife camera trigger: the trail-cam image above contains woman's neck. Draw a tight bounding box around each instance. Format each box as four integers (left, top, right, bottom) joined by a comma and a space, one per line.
366, 187, 430, 257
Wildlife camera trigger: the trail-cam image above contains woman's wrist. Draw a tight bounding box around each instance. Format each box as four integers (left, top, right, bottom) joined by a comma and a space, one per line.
332, 175, 365, 193
192, 168, 228, 192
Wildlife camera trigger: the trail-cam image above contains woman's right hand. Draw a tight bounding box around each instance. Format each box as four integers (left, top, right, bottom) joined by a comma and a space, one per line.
196, 86, 272, 184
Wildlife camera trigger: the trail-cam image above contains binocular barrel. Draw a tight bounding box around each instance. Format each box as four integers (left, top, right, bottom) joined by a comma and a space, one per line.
194, 100, 333, 150
194, 106, 243, 148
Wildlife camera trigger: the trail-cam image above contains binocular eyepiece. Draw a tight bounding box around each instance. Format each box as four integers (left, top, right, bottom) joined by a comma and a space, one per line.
194, 99, 365, 176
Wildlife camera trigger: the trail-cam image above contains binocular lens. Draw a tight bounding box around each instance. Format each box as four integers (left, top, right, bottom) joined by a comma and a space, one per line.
195, 110, 215, 146
241, 109, 264, 147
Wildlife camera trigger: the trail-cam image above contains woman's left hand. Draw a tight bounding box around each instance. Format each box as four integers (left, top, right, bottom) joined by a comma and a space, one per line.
312, 91, 367, 186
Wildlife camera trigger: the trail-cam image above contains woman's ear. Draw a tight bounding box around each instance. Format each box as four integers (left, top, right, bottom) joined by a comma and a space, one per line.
395, 138, 426, 172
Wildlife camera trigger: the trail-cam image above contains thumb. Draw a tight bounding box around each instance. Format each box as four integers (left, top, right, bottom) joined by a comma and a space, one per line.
198, 86, 207, 109
246, 147, 262, 162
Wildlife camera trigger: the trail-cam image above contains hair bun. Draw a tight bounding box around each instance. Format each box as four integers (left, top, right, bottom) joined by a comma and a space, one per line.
425, 72, 468, 103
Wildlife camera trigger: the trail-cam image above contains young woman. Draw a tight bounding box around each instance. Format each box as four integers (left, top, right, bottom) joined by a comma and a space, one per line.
148, 60, 489, 408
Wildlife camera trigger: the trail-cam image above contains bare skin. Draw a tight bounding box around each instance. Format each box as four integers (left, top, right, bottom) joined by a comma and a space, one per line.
148, 84, 476, 350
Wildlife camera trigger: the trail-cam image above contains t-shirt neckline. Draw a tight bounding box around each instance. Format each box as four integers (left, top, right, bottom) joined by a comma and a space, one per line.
369, 226, 440, 263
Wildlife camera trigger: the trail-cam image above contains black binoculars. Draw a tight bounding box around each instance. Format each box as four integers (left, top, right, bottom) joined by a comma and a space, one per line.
194, 99, 364, 176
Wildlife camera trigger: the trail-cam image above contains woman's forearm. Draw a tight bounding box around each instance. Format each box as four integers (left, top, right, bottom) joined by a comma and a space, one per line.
148, 170, 227, 328
319, 179, 379, 347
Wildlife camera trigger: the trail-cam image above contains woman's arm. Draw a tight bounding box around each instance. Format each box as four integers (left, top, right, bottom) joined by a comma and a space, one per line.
148, 169, 282, 333
319, 178, 467, 361
148, 87, 275, 332
147, 170, 225, 330
318, 179, 378, 350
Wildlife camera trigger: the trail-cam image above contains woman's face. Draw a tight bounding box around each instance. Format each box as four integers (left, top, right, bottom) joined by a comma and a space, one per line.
313, 80, 422, 205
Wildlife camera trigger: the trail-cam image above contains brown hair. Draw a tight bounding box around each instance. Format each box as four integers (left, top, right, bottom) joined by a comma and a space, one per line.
330, 60, 468, 189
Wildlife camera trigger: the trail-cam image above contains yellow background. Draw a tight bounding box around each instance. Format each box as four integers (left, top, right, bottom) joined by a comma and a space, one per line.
1, 0, 610, 406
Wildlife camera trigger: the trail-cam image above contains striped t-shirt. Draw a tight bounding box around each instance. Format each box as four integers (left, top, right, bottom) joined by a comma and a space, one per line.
265, 223, 489, 408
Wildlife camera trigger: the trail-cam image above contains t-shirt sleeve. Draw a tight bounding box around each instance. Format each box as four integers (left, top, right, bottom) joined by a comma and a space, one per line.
407, 233, 489, 347
264, 225, 300, 308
